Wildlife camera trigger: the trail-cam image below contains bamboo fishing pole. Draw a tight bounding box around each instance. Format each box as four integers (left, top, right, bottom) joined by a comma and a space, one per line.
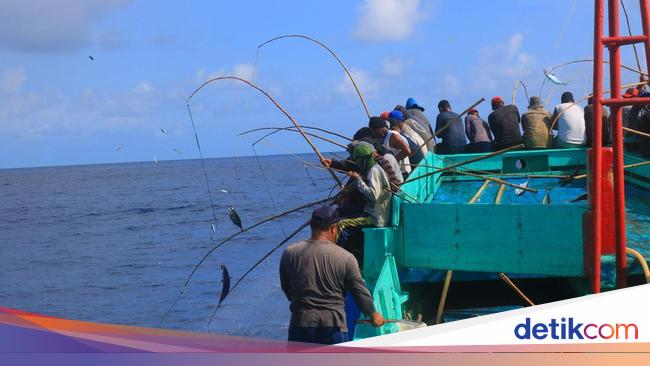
419, 98, 486, 150
245, 127, 349, 149
401, 144, 525, 186
158, 196, 335, 327
239, 125, 352, 141
572, 160, 650, 180
186, 76, 344, 189
409, 163, 537, 193
623, 126, 650, 139
620, 0, 643, 74
512, 80, 530, 105
257, 34, 371, 119
207, 220, 310, 327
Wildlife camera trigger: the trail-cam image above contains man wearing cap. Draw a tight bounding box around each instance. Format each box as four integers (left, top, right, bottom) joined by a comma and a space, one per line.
388, 109, 426, 166
406, 97, 434, 136
551, 91, 586, 148
369, 116, 412, 176
435, 100, 468, 154
623, 87, 639, 150
464, 108, 494, 153
395, 105, 434, 153
280, 205, 385, 344
521, 96, 552, 149
488, 96, 523, 150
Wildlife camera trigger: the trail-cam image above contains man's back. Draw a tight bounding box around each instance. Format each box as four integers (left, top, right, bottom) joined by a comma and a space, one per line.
279, 240, 374, 331
436, 111, 467, 147
488, 105, 523, 149
521, 107, 552, 149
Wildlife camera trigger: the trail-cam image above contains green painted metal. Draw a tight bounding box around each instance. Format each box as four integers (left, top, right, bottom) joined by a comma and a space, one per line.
401, 203, 585, 276
353, 255, 407, 339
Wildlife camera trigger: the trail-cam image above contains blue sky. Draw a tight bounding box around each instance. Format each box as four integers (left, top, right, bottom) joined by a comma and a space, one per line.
0, 0, 646, 168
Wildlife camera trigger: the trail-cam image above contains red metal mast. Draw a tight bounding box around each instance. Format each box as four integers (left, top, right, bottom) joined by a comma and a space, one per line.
592, 0, 650, 291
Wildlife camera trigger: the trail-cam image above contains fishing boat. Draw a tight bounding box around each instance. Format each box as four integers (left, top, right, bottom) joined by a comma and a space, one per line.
351, 147, 650, 339
350, 0, 650, 340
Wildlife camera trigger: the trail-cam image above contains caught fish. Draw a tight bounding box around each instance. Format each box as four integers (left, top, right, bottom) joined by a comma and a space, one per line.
218, 265, 231, 306
542, 190, 552, 205
219, 189, 228, 194
116, 144, 123, 152
544, 69, 567, 85
570, 193, 588, 203
160, 128, 167, 134
227, 205, 243, 231
515, 179, 529, 196
211, 223, 216, 233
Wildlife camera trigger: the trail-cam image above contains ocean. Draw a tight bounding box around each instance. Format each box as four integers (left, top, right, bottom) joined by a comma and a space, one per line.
0, 153, 337, 340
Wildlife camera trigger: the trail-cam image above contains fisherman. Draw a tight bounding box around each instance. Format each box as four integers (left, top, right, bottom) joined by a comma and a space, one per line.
368, 116, 412, 177
435, 100, 467, 154
464, 108, 493, 153
396, 104, 435, 152
487, 96, 523, 150
388, 109, 426, 166
405, 97, 434, 136
279, 205, 385, 344
584, 96, 611, 147
629, 90, 650, 157
552, 91, 586, 148
521, 96, 552, 149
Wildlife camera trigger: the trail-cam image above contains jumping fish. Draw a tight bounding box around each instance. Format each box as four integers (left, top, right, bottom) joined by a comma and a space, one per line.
515, 179, 529, 196
154, 157, 159, 164
227, 205, 243, 231
160, 128, 167, 134
219, 189, 228, 194
544, 69, 567, 85
218, 265, 231, 306
542, 190, 552, 205
211, 223, 216, 233
89, 55, 94, 61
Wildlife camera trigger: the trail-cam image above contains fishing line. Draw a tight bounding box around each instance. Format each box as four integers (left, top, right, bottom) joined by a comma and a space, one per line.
186, 104, 220, 234
303, 163, 321, 191
252, 144, 287, 239
555, 0, 577, 49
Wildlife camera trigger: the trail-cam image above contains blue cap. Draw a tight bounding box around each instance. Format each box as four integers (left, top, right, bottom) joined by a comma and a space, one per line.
310, 206, 339, 227
388, 110, 404, 122
406, 97, 418, 109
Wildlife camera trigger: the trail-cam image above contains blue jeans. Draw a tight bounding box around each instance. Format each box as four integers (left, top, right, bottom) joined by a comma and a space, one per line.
288, 327, 349, 345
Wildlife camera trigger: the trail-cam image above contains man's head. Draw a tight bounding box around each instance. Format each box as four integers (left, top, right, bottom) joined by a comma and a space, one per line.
393, 105, 412, 120
623, 88, 639, 98
352, 142, 377, 174
406, 97, 424, 111
561, 91, 574, 103
368, 116, 388, 138
491, 96, 504, 110
388, 110, 405, 130
438, 100, 451, 113
528, 96, 542, 108
468, 108, 479, 116
379, 111, 390, 120
309, 205, 339, 241
353, 127, 374, 141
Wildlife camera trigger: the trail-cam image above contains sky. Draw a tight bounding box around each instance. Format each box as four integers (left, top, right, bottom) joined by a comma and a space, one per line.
0, 0, 647, 168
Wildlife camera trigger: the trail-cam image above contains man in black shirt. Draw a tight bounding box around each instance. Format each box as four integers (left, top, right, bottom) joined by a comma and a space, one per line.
488, 96, 523, 150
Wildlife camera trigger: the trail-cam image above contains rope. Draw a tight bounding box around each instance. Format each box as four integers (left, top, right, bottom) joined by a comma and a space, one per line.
627, 248, 650, 283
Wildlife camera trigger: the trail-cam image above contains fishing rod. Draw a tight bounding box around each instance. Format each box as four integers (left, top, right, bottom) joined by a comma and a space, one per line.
158, 196, 334, 327
257, 34, 371, 119
186, 76, 344, 189
512, 80, 530, 105
207, 220, 310, 327
245, 127, 348, 149
621, 0, 643, 74
239, 125, 351, 142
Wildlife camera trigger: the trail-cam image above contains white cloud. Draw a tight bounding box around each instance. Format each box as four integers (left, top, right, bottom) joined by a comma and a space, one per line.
0, 66, 27, 93
133, 81, 153, 93
194, 63, 257, 84
471, 33, 536, 93
335, 67, 379, 96
381, 57, 411, 76
0, 0, 133, 53
353, 0, 427, 42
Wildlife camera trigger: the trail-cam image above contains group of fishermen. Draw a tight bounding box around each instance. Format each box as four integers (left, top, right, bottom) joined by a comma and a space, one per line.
278, 89, 650, 345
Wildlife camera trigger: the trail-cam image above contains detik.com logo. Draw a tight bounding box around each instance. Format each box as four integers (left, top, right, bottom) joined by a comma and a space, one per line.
514, 317, 638, 340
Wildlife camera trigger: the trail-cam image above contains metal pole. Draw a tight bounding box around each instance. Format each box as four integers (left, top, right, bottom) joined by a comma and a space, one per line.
609, 0, 628, 289
591, 0, 605, 293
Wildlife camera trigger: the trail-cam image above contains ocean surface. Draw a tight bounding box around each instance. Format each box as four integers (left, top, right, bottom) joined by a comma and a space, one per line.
0, 153, 337, 340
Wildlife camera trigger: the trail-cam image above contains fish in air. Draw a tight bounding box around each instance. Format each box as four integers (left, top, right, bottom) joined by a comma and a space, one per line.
116, 144, 123, 152
89, 55, 94, 61
227, 205, 243, 231
543, 69, 567, 86
160, 128, 167, 134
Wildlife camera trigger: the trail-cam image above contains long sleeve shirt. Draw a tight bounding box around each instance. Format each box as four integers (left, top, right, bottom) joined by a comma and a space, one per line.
279, 240, 376, 332
464, 114, 493, 144
355, 164, 392, 227
436, 111, 468, 148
